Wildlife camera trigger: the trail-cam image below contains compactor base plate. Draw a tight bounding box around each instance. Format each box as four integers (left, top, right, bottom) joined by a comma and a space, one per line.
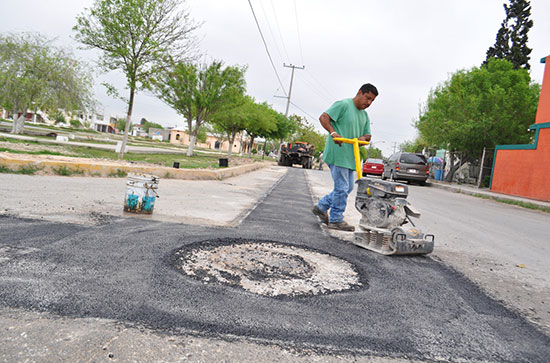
353, 225, 434, 256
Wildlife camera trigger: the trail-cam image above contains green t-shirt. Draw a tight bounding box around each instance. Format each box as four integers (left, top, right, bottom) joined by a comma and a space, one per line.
322, 98, 371, 170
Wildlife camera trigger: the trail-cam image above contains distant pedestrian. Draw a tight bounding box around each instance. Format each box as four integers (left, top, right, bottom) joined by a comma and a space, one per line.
312, 83, 378, 231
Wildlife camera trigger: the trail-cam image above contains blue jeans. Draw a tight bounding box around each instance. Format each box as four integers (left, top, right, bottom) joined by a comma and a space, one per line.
317, 164, 355, 223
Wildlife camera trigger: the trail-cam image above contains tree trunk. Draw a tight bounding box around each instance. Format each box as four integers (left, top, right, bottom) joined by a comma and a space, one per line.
187, 135, 196, 156
227, 132, 236, 158
445, 153, 460, 182
11, 113, 25, 134
118, 87, 135, 160
239, 133, 244, 156
247, 135, 255, 158
186, 118, 202, 157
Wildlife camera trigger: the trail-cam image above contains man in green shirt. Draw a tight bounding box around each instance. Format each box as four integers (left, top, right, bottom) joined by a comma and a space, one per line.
312, 83, 378, 231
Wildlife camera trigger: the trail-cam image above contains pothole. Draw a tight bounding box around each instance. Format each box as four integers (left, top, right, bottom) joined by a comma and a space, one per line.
174, 239, 363, 297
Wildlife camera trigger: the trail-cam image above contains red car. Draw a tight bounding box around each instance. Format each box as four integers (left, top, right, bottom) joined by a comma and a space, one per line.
362, 158, 384, 176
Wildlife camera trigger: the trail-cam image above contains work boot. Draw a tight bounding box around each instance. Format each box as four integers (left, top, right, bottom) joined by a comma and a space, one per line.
328, 220, 355, 232
312, 205, 329, 224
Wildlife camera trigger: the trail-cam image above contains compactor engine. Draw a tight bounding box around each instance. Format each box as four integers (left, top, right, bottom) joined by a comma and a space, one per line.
354, 178, 434, 255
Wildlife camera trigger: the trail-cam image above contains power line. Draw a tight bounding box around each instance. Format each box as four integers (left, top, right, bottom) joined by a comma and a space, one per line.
270, 0, 291, 62
290, 100, 317, 120
247, 0, 287, 96
258, 0, 285, 64
296, 72, 333, 104
304, 69, 337, 101
293, 0, 305, 65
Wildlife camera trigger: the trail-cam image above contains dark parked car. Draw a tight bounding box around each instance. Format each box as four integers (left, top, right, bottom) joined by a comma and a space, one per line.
382, 152, 429, 185
362, 158, 384, 176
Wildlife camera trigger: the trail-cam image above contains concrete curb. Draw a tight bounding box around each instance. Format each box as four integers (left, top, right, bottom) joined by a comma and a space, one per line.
428, 180, 550, 208
0, 152, 269, 180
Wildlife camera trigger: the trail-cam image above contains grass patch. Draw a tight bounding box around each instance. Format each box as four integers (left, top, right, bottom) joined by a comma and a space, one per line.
108, 169, 128, 178
18, 164, 40, 175
0, 165, 12, 173
0, 164, 40, 175
63, 145, 222, 169
469, 192, 550, 213
52, 165, 84, 176
0, 147, 66, 156
0, 137, 43, 145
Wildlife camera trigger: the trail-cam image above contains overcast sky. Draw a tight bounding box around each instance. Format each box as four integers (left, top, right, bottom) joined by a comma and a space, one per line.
1, 0, 549, 156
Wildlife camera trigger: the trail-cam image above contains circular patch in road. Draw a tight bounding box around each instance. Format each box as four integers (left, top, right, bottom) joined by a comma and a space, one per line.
174, 239, 363, 297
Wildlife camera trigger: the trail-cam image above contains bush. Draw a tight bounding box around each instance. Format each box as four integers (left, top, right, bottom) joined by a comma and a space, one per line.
54, 112, 66, 124
70, 119, 82, 128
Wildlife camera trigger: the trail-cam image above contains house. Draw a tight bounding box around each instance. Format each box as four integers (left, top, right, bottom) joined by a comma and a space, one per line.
169, 128, 245, 153
490, 55, 550, 201
131, 124, 147, 137
148, 127, 171, 141
90, 114, 117, 133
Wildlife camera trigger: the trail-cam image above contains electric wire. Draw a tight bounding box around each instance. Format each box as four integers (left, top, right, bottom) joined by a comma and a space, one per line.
247, 0, 287, 96
259, 0, 285, 65
304, 69, 337, 101
293, 0, 305, 66
250, 0, 331, 125
290, 101, 317, 120
270, 0, 291, 63
295, 73, 333, 105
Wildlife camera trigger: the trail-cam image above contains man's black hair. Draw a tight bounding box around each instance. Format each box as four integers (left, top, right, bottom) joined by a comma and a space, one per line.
359, 83, 378, 96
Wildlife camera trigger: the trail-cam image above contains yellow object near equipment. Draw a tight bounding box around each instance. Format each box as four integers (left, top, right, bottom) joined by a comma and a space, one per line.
332, 137, 370, 180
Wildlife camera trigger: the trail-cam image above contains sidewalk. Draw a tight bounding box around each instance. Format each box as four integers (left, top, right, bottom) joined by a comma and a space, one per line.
428, 180, 550, 209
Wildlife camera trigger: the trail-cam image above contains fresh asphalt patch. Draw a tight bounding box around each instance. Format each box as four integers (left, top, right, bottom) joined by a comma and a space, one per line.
1, 168, 549, 361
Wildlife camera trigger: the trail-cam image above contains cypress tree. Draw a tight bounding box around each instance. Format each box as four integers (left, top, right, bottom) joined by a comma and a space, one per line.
484, 0, 533, 70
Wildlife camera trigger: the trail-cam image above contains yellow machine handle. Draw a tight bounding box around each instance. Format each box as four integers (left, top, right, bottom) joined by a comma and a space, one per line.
332, 137, 370, 179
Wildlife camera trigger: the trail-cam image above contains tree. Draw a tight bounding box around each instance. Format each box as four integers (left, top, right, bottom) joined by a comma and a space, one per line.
289, 115, 326, 153
243, 101, 278, 158
74, 0, 199, 159
115, 117, 132, 133
143, 121, 163, 133
194, 123, 209, 144
415, 59, 539, 162
364, 146, 383, 160
399, 137, 428, 153
210, 95, 251, 157
268, 113, 297, 144
485, 0, 533, 70
0, 32, 93, 134
151, 60, 246, 156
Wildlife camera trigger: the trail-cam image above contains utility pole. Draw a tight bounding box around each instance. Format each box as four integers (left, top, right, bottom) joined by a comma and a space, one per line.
477, 147, 486, 188
275, 63, 305, 117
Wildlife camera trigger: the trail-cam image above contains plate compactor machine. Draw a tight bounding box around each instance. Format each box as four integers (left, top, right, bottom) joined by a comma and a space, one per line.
333, 137, 435, 256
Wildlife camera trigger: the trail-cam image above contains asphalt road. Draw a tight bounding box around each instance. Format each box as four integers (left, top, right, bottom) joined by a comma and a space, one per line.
1, 168, 549, 361
309, 170, 550, 335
